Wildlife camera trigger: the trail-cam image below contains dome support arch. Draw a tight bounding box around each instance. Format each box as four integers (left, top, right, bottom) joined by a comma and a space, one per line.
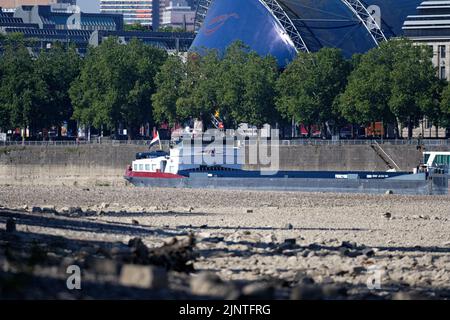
258, 0, 309, 53
340, 0, 387, 45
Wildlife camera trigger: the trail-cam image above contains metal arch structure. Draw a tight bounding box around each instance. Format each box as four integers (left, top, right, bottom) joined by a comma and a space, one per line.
193, 0, 386, 52
194, 0, 212, 32
340, 0, 387, 46
258, 0, 309, 53
193, 0, 309, 53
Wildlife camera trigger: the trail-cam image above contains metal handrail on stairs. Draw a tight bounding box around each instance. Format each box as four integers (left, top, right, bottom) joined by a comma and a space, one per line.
372, 140, 401, 171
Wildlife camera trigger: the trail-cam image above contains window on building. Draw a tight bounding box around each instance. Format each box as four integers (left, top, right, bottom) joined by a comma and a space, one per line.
440, 66, 447, 80
439, 45, 446, 59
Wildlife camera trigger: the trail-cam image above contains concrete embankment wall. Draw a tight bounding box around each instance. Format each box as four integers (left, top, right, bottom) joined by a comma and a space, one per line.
0, 144, 448, 186
245, 144, 449, 171
0, 145, 148, 186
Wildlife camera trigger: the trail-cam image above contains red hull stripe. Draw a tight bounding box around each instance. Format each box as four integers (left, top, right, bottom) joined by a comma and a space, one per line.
126, 171, 184, 179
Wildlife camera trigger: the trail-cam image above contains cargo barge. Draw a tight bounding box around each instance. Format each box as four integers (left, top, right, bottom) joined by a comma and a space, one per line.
124, 144, 448, 195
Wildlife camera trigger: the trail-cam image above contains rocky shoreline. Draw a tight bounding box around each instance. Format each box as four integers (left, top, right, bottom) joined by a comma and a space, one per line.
0, 186, 449, 299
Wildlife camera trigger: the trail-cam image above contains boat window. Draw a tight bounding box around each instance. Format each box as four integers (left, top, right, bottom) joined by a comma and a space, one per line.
145, 164, 150, 171
152, 164, 156, 171
435, 155, 450, 166
133, 164, 137, 171
139, 164, 144, 171
424, 153, 431, 164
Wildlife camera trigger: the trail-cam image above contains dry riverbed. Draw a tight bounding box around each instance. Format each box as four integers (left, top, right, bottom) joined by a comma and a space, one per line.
0, 185, 449, 299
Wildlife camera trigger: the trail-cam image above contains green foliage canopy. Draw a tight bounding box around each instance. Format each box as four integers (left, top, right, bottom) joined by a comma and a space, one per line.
276, 48, 350, 136
338, 38, 438, 138
70, 38, 167, 137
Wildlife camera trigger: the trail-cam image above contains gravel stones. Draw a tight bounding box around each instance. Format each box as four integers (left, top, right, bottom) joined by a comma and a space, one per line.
291, 285, 324, 300
0, 185, 448, 300
241, 282, 274, 300
119, 264, 168, 289
285, 223, 294, 230
190, 272, 239, 299
383, 212, 392, 219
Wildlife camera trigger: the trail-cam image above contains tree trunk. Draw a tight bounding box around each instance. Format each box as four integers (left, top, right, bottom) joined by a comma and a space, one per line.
421, 119, 425, 139
321, 122, 327, 139
291, 116, 295, 139
394, 118, 400, 139
408, 117, 413, 140
86, 125, 91, 142
127, 125, 133, 142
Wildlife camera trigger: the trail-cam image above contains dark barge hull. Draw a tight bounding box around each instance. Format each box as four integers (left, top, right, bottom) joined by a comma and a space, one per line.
124, 174, 449, 196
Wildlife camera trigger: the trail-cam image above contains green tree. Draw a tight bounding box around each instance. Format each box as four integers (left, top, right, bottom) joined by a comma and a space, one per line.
34, 43, 82, 134
419, 79, 445, 138
276, 48, 349, 137
176, 50, 222, 126
338, 49, 393, 133
219, 42, 279, 127
152, 42, 279, 129
439, 82, 450, 130
124, 23, 149, 32
339, 39, 438, 138
152, 55, 185, 126
0, 35, 47, 135
388, 40, 436, 138
70, 38, 167, 139
157, 26, 186, 33
70, 40, 116, 132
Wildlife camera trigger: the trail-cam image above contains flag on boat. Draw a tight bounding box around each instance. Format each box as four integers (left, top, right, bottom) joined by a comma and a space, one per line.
149, 129, 161, 149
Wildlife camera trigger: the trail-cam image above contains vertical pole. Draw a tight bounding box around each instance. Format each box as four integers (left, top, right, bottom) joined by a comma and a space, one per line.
291, 116, 295, 139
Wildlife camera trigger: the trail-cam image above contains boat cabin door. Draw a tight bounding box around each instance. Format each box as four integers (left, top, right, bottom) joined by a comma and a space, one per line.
160, 160, 167, 173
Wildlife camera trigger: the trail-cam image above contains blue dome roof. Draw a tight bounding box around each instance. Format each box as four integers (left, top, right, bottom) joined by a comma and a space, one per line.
191, 0, 423, 66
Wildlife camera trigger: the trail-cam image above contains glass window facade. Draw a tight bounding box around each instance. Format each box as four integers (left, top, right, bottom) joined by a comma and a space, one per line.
100, 0, 155, 26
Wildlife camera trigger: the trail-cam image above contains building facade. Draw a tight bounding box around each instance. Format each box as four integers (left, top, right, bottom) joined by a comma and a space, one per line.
161, 0, 195, 31
100, 0, 196, 30
0, 5, 194, 55
404, 0, 450, 80
14, 5, 123, 31
0, 0, 74, 10
100, 0, 155, 27
403, 0, 450, 138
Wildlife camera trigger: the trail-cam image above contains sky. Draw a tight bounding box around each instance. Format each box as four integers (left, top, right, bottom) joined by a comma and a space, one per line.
77, 0, 100, 13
